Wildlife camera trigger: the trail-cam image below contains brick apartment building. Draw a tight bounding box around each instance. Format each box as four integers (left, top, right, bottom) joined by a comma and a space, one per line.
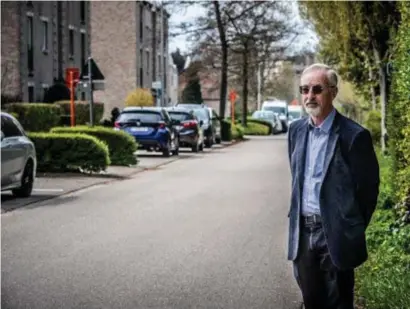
90, 1, 170, 116
1, 1, 170, 118
1, 1, 90, 103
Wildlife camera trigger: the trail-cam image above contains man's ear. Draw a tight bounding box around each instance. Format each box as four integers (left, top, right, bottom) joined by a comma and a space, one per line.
332, 87, 338, 99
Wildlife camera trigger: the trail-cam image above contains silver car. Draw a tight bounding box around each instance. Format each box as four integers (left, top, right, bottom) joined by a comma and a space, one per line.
1, 112, 37, 197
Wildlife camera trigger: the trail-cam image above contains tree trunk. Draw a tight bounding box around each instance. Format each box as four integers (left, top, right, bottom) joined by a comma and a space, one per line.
241, 42, 249, 127
368, 68, 377, 110
213, 1, 228, 119
373, 46, 387, 153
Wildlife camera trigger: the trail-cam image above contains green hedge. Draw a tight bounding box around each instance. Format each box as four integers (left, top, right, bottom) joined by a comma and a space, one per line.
28, 132, 110, 173
364, 110, 382, 145
5, 103, 62, 132
355, 152, 410, 309
231, 123, 245, 140
388, 2, 410, 212
51, 126, 138, 166
242, 122, 270, 135
55, 100, 104, 125
248, 118, 274, 134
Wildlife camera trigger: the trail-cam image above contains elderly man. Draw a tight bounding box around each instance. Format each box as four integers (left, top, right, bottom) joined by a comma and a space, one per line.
287, 63, 380, 309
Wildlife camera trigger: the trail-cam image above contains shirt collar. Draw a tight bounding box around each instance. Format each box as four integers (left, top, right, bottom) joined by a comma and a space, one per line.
308, 108, 336, 133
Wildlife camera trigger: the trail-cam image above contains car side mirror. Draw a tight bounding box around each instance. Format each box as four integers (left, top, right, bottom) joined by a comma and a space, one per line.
199, 120, 204, 126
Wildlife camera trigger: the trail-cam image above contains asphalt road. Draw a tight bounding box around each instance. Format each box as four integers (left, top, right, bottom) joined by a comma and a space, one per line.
1, 135, 302, 309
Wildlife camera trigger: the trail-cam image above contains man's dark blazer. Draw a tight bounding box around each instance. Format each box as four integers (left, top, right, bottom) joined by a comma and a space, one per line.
287, 109, 380, 270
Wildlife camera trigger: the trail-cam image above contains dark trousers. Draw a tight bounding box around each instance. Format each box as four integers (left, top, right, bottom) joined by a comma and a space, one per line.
293, 218, 355, 309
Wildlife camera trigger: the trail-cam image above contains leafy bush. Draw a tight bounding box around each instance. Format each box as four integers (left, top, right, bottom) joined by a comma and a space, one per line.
55, 100, 104, 125
28, 132, 110, 172
387, 1, 410, 213
5, 103, 62, 132
51, 126, 138, 166
125, 88, 154, 107
242, 122, 270, 135
231, 123, 245, 140
248, 118, 273, 134
355, 152, 410, 309
364, 110, 381, 145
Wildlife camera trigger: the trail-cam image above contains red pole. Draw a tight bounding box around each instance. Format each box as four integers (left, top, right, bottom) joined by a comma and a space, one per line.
70, 71, 75, 127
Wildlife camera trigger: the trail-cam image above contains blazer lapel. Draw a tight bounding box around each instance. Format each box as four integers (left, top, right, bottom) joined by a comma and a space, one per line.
322, 112, 340, 182
296, 119, 309, 197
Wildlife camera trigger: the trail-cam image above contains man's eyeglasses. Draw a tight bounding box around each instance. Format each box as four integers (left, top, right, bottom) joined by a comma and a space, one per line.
299, 85, 335, 95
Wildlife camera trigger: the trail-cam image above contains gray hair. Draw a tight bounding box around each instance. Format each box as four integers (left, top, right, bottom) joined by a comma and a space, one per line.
301, 63, 339, 87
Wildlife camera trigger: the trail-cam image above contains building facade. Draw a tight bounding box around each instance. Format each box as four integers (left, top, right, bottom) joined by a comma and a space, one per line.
91, 1, 169, 116
1, 1, 90, 103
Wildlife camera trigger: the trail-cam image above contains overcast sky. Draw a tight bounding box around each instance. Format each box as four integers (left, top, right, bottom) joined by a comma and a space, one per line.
167, 1, 319, 55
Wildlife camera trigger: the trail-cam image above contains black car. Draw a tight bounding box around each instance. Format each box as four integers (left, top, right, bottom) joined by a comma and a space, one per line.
175, 103, 221, 147
165, 107, 204, 152
114, 107, 179, 157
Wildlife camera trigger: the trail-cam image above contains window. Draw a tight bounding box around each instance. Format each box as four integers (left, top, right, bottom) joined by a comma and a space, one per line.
139, 49, 143, 87
69, 29, 74, 58
28, 85, 34, 102
146, 51, 149, 75
42, 84, 49, 101
118, 111, 161, 123
27, 15, 34, 75
80, 32, 86, 66
1, 116, 23, 138
80, 1, 86, 24
139, 5, 143, 41
42, 20, 48, 52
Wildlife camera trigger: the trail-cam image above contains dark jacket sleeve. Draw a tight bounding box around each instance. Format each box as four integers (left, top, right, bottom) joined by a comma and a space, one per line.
287, 123, 293, 167
349, 129, 380, 227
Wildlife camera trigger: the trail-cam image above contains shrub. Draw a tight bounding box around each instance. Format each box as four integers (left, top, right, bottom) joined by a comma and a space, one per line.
28, 132, 110, 173
231, 123, 245, 140
55, 100, 104, 125
51, 126, 138, 166
125, 88, 154, 107
364, 110, 382, 145
242, 122, 270, 135
387, 1, 410, 213
248, 118, 273, 134
5, 103, 62, 132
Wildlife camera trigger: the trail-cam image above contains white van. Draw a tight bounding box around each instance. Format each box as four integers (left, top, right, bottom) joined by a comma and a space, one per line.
261, 100, 288, 132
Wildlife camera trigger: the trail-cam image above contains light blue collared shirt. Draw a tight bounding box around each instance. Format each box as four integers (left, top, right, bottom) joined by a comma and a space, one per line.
301, 108, 336, 216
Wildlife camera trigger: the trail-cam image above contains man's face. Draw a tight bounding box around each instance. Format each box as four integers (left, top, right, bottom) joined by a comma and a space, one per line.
300, 70, 336, 118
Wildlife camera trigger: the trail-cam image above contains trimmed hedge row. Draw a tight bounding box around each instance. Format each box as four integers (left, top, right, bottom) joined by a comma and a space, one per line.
242, 122, 270, 135
28, 132, 110, 173
55, 100, 104, 125
51, 126, 138, 166
6, 103, 62, 132
227, 117, 274, 135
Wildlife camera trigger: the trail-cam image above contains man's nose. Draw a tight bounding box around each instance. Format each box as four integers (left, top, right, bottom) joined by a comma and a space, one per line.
306, 88, 316, 100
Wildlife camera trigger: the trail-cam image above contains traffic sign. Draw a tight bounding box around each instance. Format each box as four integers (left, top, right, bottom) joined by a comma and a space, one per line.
80, 57, 105, 80
152, 81, 162, 90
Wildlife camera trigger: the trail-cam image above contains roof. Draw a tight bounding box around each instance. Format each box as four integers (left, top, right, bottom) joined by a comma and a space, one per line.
122, 106, 162, 112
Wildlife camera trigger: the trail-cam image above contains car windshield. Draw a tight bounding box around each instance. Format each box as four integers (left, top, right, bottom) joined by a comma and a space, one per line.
252, 111, 274, 120
168, 112, 193, 121
193, 109, 210, 121
289, 111, 302, 119
118, 111, 161, 122
263, 106, 286, 115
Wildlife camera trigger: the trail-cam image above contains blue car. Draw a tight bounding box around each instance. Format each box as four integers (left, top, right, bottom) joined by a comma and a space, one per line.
114, 107, 179, 157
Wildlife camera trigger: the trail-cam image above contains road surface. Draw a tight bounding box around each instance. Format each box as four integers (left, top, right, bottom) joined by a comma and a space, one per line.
1, 135, 302, 309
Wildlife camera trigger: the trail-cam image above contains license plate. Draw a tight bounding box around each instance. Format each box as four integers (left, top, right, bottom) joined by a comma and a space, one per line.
130, 127, 148, 132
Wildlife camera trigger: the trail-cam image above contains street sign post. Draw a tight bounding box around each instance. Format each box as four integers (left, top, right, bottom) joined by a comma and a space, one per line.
65, 68, 80, 127
229, 89, 237, 125
80, 57, 105, 127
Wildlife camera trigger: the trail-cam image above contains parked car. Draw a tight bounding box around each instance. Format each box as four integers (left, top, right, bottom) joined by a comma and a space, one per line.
1, 112, 37, 197
287, 105, 304, 126
251, 110, 283, 134
114, 107, 179, 157
175, 103, 221, 147
165, 107, 204, 152
261, 99, 288, 133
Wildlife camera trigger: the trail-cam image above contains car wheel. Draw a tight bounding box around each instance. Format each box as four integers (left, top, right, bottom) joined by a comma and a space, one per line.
12, 161, 34, 198
215, 137, 221, 144
199, 143, 204, 151
162, 140, 171, 157
172, 140, 179, 156
205, 136, 213, 148
191, 143, 199, 153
